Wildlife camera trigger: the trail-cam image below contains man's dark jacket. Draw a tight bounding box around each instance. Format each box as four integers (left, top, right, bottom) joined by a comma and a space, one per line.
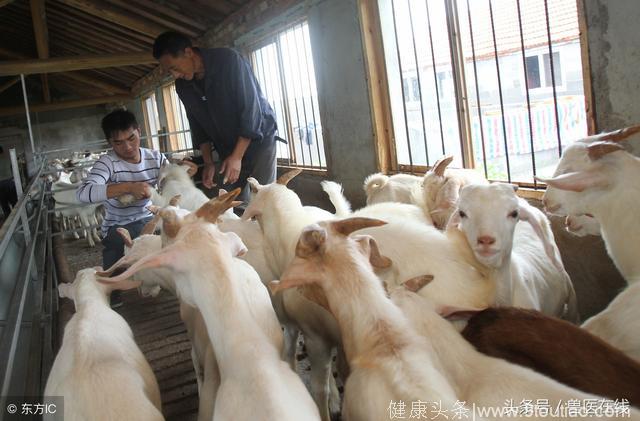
175, 47, 277, 163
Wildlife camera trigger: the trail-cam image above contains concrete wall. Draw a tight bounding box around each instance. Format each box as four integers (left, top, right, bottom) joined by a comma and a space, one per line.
585, 0, 640, 130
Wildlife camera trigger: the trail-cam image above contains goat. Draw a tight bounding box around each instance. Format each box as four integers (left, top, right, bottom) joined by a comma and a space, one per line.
363, 172, 422, 205
99, 189, 320, 421
44, 268, 163, 421
421, 155, 488, 229
452, 183, 578, 322
540, 139, 640, 284
270, 218, 464, 421
460, 307, 640, 404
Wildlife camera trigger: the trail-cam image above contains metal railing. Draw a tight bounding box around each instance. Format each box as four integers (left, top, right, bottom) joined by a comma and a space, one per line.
0, 161, 57, 416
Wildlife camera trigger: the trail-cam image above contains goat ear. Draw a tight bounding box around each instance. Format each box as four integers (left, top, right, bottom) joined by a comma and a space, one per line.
116, 228, 134, 248
95, 254, 130, 277
431, 155, 454, 177
169, 194, 182, 206
247, 177, 261, 194
517, 199, 565, 272
536, 169, 609, 193
58, 283, 73, 300
159, 208, 182, 238
296, 227, 327, 258
437, 305, 485, 321
276, 169, 302, 186
97, 244, 184, 285
140, 214, 161, 235
599, 124, 640, 142
224, 231, 248, 257
353, 235, 392, 269
179, 159, 199, 177
241, 204, 262, 221
402, 274, 434, 293
587, 141, 625, 161
446, 209, 461, 229
103, 278, 142, 294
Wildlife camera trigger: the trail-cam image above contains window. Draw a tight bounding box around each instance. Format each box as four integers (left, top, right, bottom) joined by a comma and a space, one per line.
375, 0, 588, 186
249, 21, 327, 169
141, 93, 161, 151
162, 82, 193, 153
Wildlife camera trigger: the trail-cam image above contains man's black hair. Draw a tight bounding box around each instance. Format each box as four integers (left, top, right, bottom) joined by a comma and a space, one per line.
101, 109, 139, 140
153, 32, 193, 59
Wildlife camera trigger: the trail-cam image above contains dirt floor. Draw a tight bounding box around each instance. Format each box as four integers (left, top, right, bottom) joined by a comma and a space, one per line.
60, 235, 337, 420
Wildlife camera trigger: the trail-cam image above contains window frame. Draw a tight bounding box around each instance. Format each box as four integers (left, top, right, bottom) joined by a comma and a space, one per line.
359, 0, 596, 197
245, 18, 329, 173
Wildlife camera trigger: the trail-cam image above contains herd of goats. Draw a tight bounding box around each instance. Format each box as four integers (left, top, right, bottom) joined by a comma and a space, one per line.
41, 125, 640, 420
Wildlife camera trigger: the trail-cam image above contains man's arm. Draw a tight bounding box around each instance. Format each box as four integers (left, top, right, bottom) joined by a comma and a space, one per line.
76, 157, 150, 203
185, 110, 217, 188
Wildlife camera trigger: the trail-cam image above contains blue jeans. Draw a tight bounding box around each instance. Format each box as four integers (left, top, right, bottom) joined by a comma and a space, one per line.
101, 217, 153, 271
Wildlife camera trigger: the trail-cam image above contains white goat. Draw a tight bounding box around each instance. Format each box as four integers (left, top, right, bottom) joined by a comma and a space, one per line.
98, 189, 320, 421
541, 125, 640, 237
581, 282, 640, 362
147, 160, 204, 210
421, 155, 489, 229
270, 218, 465, 421
540, 140, 640, 284
452, 183, 579, 322
363, 172, 422, 205
53, 180, 101, 247
100, 213, 219, 421
391, 279, 640, 420
45, 268, 163, 421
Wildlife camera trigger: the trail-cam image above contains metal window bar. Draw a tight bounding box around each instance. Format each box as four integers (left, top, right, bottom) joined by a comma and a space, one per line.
390, 0, 415, 173
407, 0, 430, 167
301, 24, 325, 168
275, 36, 299, 166
516, 0, 538, 187
424, 0, 447, 158
291, 24, 316, 167
465, 0, 489, 179
488, 0, 512, 183
544, 0, 563, 157
281, 28, 307, 167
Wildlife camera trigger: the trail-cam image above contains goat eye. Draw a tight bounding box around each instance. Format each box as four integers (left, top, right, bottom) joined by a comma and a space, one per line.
509, 210, 519, 218
458, 210, 467, 218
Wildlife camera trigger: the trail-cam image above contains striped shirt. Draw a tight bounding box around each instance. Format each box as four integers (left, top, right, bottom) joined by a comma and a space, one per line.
76, 148, 167, 235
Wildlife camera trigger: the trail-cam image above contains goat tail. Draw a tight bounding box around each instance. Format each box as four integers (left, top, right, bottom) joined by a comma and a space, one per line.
363, 173, 389, 198
321, 180, 352, 217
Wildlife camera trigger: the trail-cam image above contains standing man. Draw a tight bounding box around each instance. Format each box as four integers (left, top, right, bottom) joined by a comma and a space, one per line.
152, 31, 278, 204
76, 109, 166, 306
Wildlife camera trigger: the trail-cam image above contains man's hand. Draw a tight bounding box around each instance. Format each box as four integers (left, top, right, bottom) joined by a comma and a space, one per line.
219, 156, 242, 185
202, 162, 217, 189
129, 182, 152, 200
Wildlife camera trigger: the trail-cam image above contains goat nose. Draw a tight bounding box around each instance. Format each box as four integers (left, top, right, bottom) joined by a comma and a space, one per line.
477, 236, 496, 246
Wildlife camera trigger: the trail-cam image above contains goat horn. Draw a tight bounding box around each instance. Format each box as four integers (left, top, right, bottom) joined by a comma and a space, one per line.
179, 160, 199, 177
587, 141, 625, 161
169, 194, 182, 206
276, 169, 303, 186
331, 217, 387, 236
195, 187, 242, 223
431, 155, 454, 177
600, 124, 640, 142
141, 214, 161, 235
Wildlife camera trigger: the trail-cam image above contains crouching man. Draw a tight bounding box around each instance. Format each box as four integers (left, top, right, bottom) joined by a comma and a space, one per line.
76, 109, 166, 307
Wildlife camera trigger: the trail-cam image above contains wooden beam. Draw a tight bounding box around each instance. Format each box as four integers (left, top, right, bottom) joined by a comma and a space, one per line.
30, 0, 51, 103
0, 53, 156, 76
61, 72, 130, 95
0, 95, 131, 117
57, 0, 167, 37
128, 0, 207, 32
0, 76, 20, 95
104, 0, 199, 38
